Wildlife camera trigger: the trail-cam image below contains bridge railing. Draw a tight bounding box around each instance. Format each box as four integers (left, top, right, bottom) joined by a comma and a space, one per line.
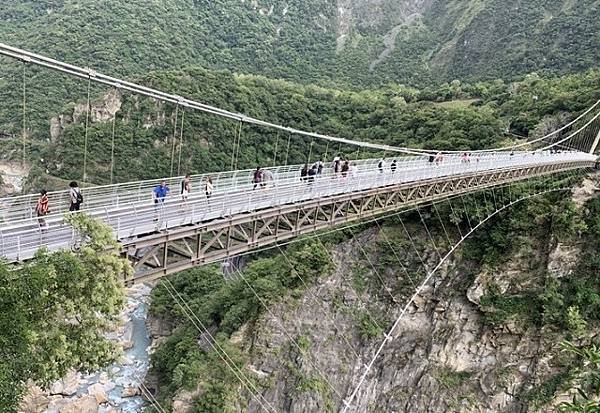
0, 157, 387, 223
0, 151, 543, 224
0, 151, 595, 263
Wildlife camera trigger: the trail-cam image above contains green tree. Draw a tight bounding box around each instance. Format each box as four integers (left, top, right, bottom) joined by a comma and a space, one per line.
0, 214, 129, 412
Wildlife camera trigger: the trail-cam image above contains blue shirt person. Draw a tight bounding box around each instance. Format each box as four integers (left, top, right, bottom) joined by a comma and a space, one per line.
153, 181, 170, 203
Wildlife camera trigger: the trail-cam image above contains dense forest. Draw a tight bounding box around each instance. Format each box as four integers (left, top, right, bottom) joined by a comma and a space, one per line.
1, 0, 598, 89
2, 66, 598, 192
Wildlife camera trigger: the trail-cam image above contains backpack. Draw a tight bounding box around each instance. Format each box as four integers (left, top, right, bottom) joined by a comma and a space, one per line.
76, 191, 84, 204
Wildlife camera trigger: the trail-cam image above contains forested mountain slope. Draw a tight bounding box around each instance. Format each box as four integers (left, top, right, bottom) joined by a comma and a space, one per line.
1, 0, 598, 89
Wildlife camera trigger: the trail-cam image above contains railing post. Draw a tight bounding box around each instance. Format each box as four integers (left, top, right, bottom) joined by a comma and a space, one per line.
590, 130, 600, 154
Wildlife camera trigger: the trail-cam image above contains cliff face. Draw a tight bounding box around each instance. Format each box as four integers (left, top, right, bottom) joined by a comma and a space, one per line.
228, 178, 600, 412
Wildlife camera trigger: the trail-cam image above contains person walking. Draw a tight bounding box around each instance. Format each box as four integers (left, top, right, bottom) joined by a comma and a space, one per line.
332, 156, 341, 177
262, 169, 273, 188
350, 162, 358, 178
205, 176, 213, 202
253, 167, 263, 190
36, 190, 49, 227
152, 180, 170, 220
390, 160, 397, 173
69, 181, 83, 211
300, 164, 309, 182
317, 160, 324, 176
180, 174, 191, 201
153, 180, 170, 203
308, 164, 317, 185
341, 160, 349, 179
378, 158, 386, 173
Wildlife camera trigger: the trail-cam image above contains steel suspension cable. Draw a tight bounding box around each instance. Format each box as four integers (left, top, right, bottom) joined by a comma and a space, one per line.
461, 196, 473, 231
82, 77, 92, 182
234, 121, 243, 170
21, 63, 27, 166
110, 115, 116, 184
341, 187, 577, 411
311, 234, 385, 332
161, 278, 276, 413
432, 203, 453, 247
415, 206, 443, 261
272, 131, 280, 167
275, 244, 361, 360
231, 266, 344, 402
2, 43, 598, 157
398, 218, 429, 272
446, 197, 464, 238
177, 109, 185, 175
284, 133, 292, 166
372, 220, 418, 290
346, 226, 398, 303
131, 370, 167, 413
169, 105, 179, 177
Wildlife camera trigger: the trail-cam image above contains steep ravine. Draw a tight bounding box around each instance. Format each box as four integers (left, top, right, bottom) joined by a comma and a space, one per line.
216, 179, 597, 412
133, 175, 599, 412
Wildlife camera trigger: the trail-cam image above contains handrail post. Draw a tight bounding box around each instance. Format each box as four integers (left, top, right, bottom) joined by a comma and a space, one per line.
590, 130, 600, 154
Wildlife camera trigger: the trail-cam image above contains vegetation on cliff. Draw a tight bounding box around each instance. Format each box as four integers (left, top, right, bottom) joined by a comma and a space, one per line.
0, 214, 128, 412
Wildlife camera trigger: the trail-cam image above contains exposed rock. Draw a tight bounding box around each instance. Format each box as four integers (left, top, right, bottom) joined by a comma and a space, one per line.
240, 224, 562, 412
49, 115, 71, 142
18, 383, 49, 413
547, 242, 582, 278
122, 385, 139, 398
45, 395, 71, 413
121, 320, 135, 350
146, 314, 175, 339
98, 406, 119, 413
57, 395, 98, 413
73, 90, 122, 124
48, 371, 81, 396
172, 386, 202, 413
98, 372, 109, 384
0, 161, 30, 196
572, 176, 599, 208
467, 269, 511, 306
87, 383, 109, 404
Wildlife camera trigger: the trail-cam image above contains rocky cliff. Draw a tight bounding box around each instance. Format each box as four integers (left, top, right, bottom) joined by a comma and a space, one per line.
159, 175, 600, 412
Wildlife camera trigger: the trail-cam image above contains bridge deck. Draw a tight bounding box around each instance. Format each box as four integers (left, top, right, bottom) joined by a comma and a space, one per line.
0, 151, 595, 262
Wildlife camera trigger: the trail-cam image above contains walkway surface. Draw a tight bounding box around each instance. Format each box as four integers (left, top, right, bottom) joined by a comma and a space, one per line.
0, 151, 596, 262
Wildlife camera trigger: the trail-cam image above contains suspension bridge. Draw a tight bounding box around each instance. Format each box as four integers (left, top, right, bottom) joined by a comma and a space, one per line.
0, 43, 599, 412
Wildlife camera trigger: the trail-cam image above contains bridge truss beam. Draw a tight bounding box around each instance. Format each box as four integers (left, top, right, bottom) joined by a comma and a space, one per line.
123, 160, 593, 284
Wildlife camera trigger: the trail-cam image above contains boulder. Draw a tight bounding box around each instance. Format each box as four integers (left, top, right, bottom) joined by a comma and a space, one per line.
58, 396, 98, 413
54, 371, 81, 396
122, 386, 139, 398
146, 314, 175, 339
87, 383, 109, 404
45, 396, 71, 413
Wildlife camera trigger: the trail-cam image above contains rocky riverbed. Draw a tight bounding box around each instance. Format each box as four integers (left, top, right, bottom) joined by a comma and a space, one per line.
20, 283, 154, 413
